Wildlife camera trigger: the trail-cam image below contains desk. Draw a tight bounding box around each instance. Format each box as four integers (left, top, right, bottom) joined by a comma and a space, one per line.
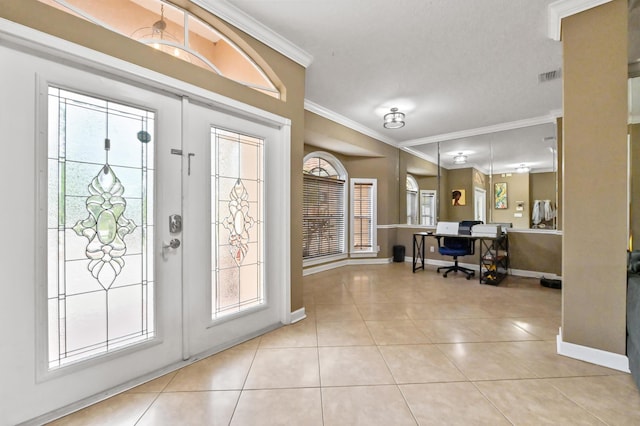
412, 232, 509, 285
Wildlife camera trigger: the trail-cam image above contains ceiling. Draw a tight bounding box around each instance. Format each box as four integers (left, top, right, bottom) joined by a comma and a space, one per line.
220, 1, 569, 172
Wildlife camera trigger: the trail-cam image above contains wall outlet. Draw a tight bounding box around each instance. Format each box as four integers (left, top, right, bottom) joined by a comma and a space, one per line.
430, 246, 435, 252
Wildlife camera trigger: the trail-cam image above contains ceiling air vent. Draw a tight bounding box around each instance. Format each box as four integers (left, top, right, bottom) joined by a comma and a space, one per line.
538, 69, 562, 83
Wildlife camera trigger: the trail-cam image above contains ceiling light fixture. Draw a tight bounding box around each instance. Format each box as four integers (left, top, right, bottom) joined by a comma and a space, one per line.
131, 3, 187, 59
383, 107, 405, 129
453, 152, 467, 164
516, 164, 531, 173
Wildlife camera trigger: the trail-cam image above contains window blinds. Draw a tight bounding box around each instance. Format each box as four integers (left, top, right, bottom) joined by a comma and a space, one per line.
303, 174, 345, 259
353, 182, 373, 249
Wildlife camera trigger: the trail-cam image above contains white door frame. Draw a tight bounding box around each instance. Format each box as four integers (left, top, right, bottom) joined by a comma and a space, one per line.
474, 187, 487, 223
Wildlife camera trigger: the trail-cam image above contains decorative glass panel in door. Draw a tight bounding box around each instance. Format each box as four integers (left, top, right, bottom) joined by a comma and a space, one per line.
211, 128, 263, 319
47, 87, 154, 368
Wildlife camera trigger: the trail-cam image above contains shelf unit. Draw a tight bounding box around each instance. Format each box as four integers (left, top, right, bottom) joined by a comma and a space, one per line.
478, 234, 509, 285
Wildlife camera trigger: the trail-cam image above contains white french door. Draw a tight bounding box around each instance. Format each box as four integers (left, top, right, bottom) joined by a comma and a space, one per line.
0, 38, 289, 422
36, 62, 185, 382
182, 100, 287, 356
38, 73, 288, 371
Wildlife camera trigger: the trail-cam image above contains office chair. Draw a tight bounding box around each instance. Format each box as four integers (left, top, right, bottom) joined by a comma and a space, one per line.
436, 220, 481, 280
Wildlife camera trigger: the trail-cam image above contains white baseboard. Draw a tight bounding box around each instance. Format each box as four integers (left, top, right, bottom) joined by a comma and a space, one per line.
303, 257, 392, 276
290, 307, 306, 324
406, 256, 562, 280
557, 328, 630, 372
306, 255, 562, 281
510, 268, 561, 280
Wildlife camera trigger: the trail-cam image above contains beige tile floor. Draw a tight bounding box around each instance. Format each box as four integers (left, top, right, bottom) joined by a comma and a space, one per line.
49, 263, 640, 425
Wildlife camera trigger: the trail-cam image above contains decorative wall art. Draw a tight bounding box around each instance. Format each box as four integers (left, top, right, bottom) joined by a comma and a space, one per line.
495, 182, 508, 209
452, 189, 466, 206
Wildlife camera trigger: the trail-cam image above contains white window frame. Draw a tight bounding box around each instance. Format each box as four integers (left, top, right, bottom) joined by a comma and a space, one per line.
302, 152, 348, 267
406, 174, 419, 225
350, 178, 377, 257
420, 189, 437, 226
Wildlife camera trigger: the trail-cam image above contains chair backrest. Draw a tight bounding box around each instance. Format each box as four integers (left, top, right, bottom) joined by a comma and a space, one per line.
442, 236, 472, 252
458, 220, 483, 235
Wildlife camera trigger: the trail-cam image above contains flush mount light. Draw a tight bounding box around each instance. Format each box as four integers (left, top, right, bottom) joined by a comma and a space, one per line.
516, 164, 531, 173
383, 107, 405, 129
453, 152, 467, 164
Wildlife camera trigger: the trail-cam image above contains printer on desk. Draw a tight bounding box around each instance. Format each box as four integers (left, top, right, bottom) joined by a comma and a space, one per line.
471, 223, 511, 238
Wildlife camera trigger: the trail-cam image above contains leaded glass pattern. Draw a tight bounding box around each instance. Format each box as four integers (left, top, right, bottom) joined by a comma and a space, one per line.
47, 87, 154, 368
303, 157, 339, 178
211, 128, 263, 319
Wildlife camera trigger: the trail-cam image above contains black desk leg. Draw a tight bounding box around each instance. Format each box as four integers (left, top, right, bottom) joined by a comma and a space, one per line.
413, 234, 425, 272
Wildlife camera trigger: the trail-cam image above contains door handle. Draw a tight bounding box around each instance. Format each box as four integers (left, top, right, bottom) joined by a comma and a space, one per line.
161, 238, 180, 260
163, 239, 181, 249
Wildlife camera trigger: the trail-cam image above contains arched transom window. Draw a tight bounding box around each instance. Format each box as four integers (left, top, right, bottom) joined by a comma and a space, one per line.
38, 0, 280, 98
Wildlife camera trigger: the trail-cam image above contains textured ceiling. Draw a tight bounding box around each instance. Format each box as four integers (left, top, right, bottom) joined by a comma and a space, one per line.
225, 0, 564, 171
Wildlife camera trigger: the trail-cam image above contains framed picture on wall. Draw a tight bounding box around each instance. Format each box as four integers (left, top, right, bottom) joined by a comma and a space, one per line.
452, 189, 466, 206
494, 182, 508, 209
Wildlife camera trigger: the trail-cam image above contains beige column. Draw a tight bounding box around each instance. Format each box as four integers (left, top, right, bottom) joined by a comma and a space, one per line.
561, 0, 628, 354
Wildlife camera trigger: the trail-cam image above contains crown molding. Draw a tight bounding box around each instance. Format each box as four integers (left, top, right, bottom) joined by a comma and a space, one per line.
400, 146, 437, 165
400, 114, 559, 148
304, 99, 398, 146
191, 0, 313, 68
548, 0, 613, 41
305, 99, 563, 155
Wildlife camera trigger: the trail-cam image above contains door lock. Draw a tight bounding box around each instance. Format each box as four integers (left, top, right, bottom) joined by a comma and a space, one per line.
169, 214, 182, 233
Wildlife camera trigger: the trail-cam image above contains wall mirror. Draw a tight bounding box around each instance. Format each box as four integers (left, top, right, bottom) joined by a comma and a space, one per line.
404, 122, 559, 230
629, 76, 640, 248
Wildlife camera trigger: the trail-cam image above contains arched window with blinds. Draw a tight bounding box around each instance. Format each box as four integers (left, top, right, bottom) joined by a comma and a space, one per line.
302, 153, 347, 262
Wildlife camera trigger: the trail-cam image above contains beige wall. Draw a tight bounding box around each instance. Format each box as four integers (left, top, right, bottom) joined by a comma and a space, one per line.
446, 168, 475, 222
1, 0, 308, 311
507, 232, 562, 275
562, 0, 628, 354
556, 117, 564, 230
491, 173, 530, 228
530, 172, 557, 229
530, 172, 556, 205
